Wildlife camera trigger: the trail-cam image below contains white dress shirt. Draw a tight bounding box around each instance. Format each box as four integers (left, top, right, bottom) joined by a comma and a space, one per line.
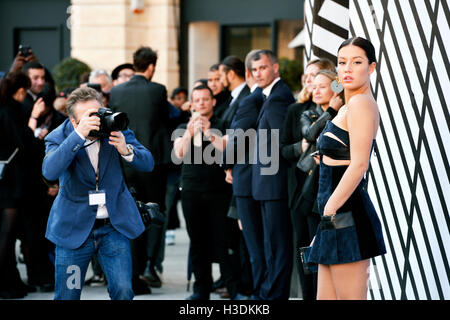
230, 82, 247, 106
262, 77, 281, 99
74, 129, 134, 219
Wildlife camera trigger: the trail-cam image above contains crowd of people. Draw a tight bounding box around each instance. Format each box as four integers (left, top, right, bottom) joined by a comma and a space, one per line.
0, 36, 385, 300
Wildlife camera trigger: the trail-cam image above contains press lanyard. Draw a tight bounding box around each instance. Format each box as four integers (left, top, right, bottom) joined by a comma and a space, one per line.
95, 141, 100, 191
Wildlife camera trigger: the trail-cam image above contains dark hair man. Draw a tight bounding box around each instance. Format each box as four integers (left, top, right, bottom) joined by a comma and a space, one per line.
250, 49, 295, 300
219, 56, 250, 127
21, 61, 46, 121
208, 64, 231, 119
42, 87, 154, 300
108, 46, 171, 294
216, 55, 252, 298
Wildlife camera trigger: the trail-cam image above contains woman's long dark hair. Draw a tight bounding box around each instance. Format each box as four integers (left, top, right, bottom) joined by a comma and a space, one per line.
0, 71, 31, 106
338, 37, 377, 64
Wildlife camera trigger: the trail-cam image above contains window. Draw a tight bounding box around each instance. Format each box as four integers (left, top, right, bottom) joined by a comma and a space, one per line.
222, 26, 271, 60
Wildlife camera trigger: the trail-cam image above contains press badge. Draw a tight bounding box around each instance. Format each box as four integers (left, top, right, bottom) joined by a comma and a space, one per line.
89, 190, 106, 206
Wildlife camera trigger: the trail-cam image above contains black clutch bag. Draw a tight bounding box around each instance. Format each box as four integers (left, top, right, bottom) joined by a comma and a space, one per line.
299, 246, 318, 274
135, 200, 165, 230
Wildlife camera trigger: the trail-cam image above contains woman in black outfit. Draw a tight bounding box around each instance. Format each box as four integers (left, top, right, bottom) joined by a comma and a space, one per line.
280, 58, 339, 300
0, 71, 35, 299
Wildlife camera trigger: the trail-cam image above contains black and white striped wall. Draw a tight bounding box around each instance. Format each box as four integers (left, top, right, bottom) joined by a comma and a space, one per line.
303, 0, 449, 300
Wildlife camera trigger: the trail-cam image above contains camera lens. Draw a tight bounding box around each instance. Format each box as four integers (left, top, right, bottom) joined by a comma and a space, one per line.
105, 112, 129, 132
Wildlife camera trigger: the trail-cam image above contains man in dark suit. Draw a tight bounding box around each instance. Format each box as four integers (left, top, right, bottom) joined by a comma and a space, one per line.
216, 55, 251, 298
108, 46, 171, 294
250, 50, 295, 300
42, 87, 154, 299
21, 61, 46, 123
219, 56, 250, 127
208, 64, 231, 118
222, 50, 265, 299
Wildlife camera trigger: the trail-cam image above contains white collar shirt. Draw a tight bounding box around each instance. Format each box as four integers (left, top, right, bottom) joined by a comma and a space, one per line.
262, 77, 281, 99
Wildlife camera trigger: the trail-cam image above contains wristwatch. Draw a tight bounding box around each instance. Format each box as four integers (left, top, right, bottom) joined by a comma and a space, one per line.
124, 144, 134, 156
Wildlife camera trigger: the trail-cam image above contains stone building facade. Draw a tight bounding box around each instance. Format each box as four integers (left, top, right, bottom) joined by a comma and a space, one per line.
70, 0, 180, 92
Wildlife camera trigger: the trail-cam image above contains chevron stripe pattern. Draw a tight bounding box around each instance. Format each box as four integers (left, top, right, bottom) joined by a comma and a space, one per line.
304, 0, 450, 300
304, 0, 350, 63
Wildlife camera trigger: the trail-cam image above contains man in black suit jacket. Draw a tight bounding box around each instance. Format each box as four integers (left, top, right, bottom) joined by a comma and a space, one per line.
208, 64, 231, 118
21, 61, 46, 123
219, 56, 251, 127
217, 55, 251, 298
222, 50, 265, 299
250, 50, 295, 300
109, 46, 171, 294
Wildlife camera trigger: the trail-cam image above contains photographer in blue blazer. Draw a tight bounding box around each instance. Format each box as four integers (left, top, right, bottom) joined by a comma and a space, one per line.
42, 87, 154, 300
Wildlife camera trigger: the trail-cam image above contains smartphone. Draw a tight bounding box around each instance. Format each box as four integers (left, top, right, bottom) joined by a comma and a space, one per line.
309, 150, 320, 157
18, 45, 31, 57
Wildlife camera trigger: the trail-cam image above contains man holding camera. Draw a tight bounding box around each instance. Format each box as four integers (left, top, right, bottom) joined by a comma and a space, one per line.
42, 87, 154, 300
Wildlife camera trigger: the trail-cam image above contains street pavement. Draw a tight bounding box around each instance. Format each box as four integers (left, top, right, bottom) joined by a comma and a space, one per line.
17, 216, 223, 300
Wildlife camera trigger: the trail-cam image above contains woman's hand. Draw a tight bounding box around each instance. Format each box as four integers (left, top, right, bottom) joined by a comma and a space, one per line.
323, 202, 337, 216
329, 92, 344, 112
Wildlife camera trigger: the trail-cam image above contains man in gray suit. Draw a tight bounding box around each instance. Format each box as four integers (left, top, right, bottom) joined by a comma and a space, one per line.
109, 46, 171, 295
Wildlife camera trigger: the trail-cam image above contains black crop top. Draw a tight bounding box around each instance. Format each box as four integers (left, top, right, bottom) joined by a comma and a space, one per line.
317, 121, 376, 161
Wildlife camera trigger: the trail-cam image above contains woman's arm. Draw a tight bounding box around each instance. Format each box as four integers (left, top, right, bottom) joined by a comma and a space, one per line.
323, 95, 378, 216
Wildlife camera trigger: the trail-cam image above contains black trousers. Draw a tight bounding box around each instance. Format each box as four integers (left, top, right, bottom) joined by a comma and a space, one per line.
165, 170, 181, 230
259, 199, 293, 300
290, 202, 320, 300
181, 189, 235, 298
235, 196, 265, 298
19, 192, 55, 286
0, 208, 22, 291
126, 165, 168, 277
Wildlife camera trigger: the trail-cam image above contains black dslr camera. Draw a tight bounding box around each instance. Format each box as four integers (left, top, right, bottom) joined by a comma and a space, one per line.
89, 107, 129, 138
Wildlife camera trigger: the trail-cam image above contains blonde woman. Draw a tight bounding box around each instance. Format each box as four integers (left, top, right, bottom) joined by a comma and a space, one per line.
308, 37, 386, 300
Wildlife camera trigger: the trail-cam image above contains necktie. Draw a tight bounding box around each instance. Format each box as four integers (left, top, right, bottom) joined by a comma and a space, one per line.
262, 92, 267, 102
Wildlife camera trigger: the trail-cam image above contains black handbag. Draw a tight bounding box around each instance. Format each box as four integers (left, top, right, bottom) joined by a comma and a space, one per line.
298, 246, 318, 274
296, 143, 316, 174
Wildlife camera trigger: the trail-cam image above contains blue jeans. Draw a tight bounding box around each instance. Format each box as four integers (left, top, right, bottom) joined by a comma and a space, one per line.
54, 223, 134, 300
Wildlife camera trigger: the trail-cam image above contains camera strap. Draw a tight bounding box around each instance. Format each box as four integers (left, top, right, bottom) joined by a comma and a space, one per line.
80, 138, 99, 150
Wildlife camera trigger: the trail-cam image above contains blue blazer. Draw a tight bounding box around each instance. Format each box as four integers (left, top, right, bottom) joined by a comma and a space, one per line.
42, 119, 154, 249
225, 87, 263, 197
252, 80, 295, 201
